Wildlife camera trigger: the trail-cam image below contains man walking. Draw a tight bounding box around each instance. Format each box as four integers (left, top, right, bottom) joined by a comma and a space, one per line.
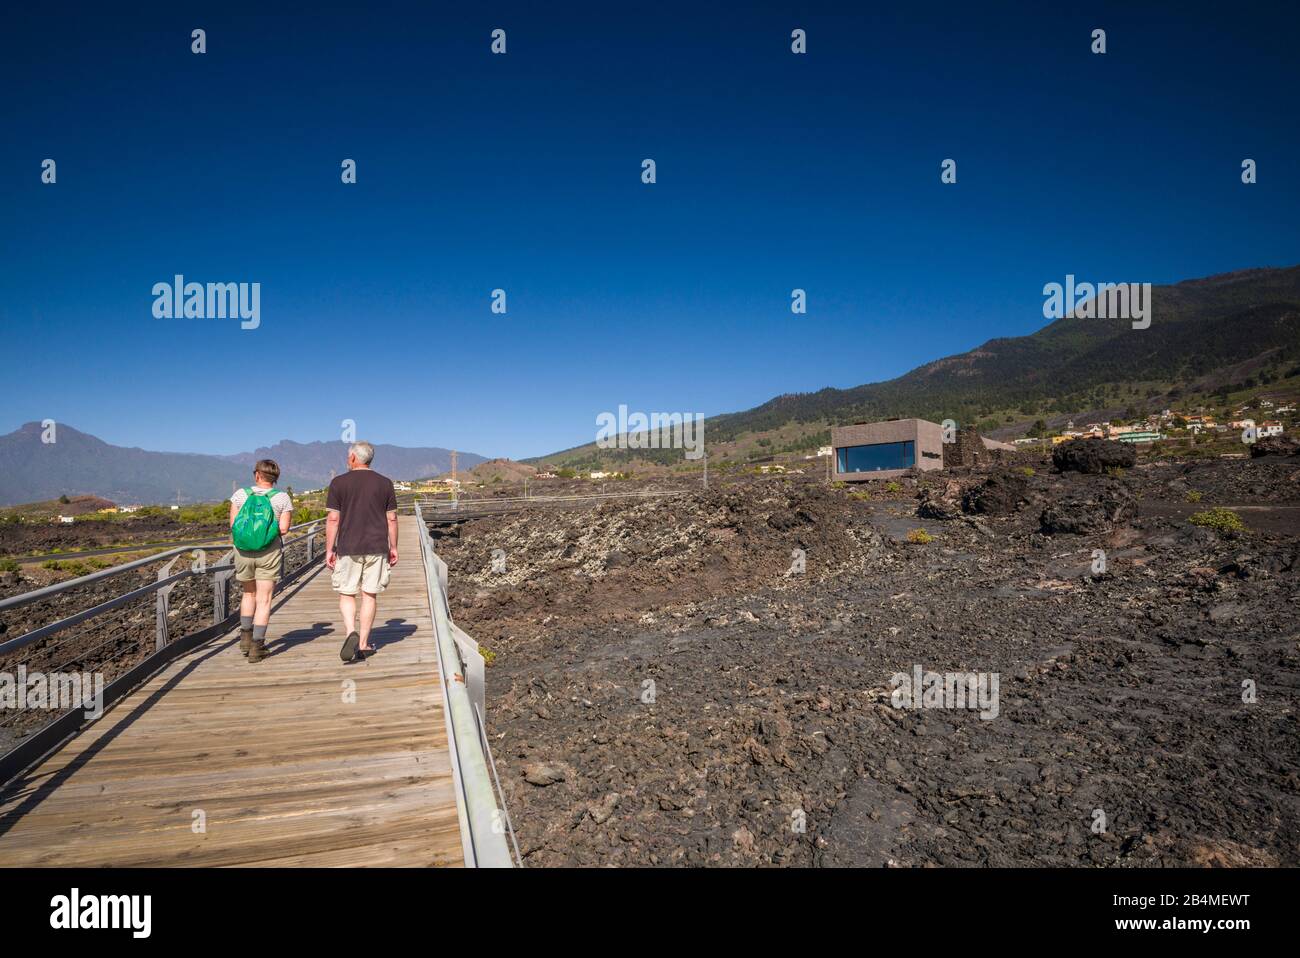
325, 441, 398, 664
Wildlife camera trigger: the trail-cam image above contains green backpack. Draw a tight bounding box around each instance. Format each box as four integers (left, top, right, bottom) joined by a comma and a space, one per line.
232, 488, 281, 551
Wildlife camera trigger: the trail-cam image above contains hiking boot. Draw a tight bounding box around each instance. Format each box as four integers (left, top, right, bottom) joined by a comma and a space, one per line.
248, 637, 269, 663
239, 628, 253, 656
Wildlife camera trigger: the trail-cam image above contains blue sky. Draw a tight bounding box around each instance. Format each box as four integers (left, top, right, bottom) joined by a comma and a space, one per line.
2, 1, 1298, 459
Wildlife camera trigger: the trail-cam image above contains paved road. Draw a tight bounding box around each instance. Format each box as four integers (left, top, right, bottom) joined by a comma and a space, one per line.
11, 536, 229, 565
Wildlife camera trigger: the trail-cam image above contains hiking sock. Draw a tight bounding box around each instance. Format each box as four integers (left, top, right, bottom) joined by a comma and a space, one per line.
253, 624, 268, 643
241, 615, 254, 630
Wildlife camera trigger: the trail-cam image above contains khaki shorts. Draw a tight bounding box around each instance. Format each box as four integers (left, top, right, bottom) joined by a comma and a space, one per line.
331, 553, 391, 595
234, 543, 282, 582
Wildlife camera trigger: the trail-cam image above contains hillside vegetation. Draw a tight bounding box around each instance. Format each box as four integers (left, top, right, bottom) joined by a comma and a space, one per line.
535, 266, 1300, 471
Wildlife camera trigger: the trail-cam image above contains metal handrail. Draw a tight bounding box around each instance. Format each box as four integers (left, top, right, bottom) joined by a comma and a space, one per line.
0, 521, 324, 659
0, 517, 324, 614
0, 520, 327, 787
413, 501, 516, 867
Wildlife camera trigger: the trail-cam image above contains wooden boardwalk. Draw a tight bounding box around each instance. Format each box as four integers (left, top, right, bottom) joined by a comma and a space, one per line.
0, 516, 464, 867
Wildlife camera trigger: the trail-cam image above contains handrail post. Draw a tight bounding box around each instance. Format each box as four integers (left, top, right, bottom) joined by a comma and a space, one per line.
155, 555, 182, 651
212, 549, 236, 625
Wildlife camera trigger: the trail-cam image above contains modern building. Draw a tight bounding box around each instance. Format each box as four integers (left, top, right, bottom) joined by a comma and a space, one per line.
831, 418, 944, 481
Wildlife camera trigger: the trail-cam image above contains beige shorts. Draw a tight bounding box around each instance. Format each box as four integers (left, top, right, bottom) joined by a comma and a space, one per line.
331, 553, 391, 595
234, 544, 282, 582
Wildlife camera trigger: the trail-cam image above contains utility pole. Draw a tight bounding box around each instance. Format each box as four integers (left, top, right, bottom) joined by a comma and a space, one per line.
450, 450, 458, 510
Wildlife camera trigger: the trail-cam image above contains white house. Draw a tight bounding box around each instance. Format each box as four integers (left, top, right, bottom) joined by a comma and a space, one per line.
1259, 421, 1284, 437
57, 515, 75, 524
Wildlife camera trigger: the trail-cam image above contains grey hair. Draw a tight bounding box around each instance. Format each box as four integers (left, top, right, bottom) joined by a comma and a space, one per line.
349, 441, 375, 465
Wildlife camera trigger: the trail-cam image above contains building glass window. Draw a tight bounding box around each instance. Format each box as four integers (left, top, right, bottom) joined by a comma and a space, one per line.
837, 440, 915, 473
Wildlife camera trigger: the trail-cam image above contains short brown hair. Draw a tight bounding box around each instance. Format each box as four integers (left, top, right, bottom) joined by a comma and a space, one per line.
255, 459, 281, 484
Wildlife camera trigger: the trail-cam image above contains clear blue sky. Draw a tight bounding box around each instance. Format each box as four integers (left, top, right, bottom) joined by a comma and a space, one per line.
2, 1, 1298, 458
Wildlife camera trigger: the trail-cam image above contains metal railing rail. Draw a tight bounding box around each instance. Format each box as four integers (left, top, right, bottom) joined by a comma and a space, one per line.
0, 520, 326, 787
413, 501, 517, 867
0, 517, 325, 614
0, 520, 324, 659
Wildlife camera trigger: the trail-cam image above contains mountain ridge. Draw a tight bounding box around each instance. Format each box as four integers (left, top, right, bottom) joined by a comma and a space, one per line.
0, 423, 487, 507
533, 265, 1300, 466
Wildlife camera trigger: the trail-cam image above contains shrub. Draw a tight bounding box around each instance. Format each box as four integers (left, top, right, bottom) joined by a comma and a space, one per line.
906, 528, 934, 544
849, 490, 871, 501
41, 559, 89, 575
477, 644, 498, 667
885, 481, 902, 493
1019, 467, 1035, 477
1185, 490, 1203, 503
0, 558, 20, 573
1189, 508, 1245, 536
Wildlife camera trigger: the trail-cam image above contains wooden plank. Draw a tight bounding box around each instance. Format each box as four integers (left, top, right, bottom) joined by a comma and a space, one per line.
0, 517, 464, 868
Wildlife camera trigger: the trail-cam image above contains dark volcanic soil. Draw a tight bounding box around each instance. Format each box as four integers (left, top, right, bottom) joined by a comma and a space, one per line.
435, 463, 1300, 867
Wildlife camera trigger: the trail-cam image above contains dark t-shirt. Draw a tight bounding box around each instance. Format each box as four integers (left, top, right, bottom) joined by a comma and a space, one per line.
327, 469, 398, 556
